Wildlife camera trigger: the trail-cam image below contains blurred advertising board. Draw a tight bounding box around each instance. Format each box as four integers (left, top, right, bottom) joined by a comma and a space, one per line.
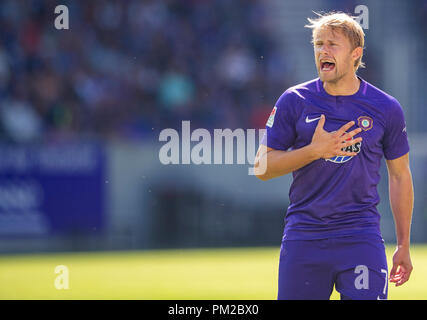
0, 142, 105, 236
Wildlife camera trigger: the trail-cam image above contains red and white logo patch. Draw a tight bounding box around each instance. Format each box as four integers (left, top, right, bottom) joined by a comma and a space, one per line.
266, 106, 277, 128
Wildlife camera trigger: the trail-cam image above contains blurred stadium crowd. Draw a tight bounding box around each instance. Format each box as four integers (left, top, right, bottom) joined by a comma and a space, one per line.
0, 0, 294, 143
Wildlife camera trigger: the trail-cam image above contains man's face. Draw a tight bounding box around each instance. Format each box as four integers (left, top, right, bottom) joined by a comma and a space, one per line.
313, 27, 359, 83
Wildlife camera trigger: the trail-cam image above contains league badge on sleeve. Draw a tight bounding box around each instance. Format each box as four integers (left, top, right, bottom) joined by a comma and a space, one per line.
266, 106, 277, 128
357, 116, 373, 131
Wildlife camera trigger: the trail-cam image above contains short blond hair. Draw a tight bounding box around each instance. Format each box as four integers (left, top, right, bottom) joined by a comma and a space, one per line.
305, 12, 365, 70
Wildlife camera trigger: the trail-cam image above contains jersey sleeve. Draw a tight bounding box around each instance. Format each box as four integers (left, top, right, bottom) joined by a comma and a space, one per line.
382, 98, 410, 160
260, 90, 297, 151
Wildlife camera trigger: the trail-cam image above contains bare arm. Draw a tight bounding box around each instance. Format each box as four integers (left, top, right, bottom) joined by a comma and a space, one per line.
386, 153, 414, 286
253, 144, 318, 180
254, 115, 362, 180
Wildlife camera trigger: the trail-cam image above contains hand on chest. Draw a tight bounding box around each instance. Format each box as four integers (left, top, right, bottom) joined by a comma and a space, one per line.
295, 107, 382, 162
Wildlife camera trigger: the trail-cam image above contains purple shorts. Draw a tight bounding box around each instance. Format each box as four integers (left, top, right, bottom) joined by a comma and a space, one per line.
278, 234, 388, 300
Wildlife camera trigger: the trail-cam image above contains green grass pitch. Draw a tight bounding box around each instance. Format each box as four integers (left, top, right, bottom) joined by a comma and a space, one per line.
0, 245, 426, 299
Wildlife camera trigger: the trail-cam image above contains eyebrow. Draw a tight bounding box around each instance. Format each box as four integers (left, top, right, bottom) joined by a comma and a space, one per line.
312, 39, 338, 44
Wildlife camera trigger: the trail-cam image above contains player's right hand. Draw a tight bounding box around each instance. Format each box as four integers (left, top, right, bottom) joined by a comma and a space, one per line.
310, 115, 363, 159
390, 245, 413, 286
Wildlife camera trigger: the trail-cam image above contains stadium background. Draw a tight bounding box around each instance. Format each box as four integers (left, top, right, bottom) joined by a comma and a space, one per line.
0, 0, 426, 299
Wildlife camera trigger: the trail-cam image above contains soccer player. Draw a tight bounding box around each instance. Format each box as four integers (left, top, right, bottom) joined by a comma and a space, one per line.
254, 12, 414, 300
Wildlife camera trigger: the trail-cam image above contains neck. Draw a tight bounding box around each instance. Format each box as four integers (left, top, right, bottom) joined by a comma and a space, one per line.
323, 73, 360, 96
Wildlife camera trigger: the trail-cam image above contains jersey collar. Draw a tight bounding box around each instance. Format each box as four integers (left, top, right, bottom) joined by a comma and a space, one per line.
317, 76, 367, 98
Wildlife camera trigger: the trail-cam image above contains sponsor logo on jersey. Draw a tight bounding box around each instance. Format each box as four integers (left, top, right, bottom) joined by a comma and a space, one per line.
266, 106, 277, 128
326, 132, 362, 163
305, 115, 321, 123
357, 116, 373, 131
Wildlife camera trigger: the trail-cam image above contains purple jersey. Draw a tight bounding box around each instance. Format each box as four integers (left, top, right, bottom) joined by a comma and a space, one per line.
261, 77, 410, 240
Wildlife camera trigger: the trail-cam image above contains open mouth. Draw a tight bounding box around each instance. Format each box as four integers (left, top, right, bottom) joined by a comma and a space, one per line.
320, 61, 335, 72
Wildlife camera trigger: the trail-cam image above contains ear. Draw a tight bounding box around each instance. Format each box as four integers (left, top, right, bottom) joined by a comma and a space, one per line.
352, 47, 363, 62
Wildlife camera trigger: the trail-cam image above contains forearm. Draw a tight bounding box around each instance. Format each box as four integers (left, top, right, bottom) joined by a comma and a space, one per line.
254, 144, 319, 180
389, 170, 414, 248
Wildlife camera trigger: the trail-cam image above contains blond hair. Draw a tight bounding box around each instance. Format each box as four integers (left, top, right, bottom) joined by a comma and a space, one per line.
305, 12, 365, 70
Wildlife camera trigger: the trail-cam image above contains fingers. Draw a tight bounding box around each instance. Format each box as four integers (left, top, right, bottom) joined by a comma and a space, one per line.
315, 114, 325, 131
336, 120, 356, 137
318, 117, 362, 140
315, 117, 364, 158
390, 265, 413, 286
390, 271, 410, 286
333, 135, 362, 157
396, 271, 411, 286
389, 264, 398, 281
341, 127, 363, 140
335, 150, 358, 157
340, 136, 362, 147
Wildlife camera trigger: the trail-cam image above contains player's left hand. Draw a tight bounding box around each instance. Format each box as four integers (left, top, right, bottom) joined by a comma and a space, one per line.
389, 246, 413, 286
